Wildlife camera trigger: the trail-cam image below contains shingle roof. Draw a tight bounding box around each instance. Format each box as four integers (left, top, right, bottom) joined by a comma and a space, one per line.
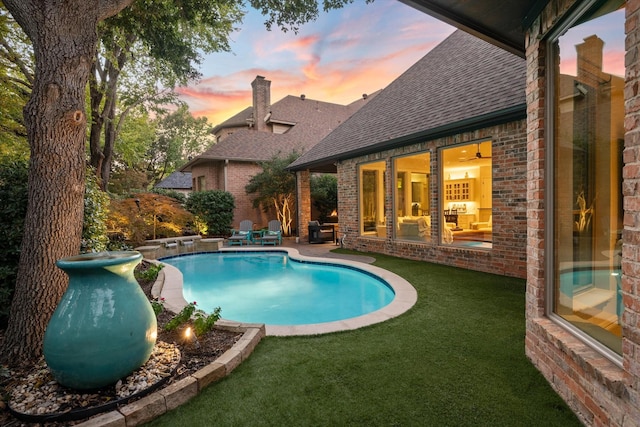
211, 107, 252, 132
183, 93, 376, 168
155, 171, 192, 189
288, 30, 526, 170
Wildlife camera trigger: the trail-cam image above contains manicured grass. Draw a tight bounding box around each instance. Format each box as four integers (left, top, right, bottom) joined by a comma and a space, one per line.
147, 252, 580, 426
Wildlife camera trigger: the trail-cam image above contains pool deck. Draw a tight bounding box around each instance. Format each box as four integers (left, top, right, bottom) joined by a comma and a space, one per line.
157, 239, 417, 337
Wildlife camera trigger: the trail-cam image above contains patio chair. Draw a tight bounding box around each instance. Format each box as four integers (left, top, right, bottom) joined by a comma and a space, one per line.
260, 220, 282, 246
227, 220, 254, 246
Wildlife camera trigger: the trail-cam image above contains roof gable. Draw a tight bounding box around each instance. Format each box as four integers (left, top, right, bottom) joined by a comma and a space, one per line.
183, 92, 374, 169
289, 30, 526, 170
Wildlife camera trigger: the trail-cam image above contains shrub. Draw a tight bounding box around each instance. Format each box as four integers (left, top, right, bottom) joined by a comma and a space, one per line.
135, 263, 164, 283
152, 188, 186, 205
107, 193, 194, 245
164, 301, 222, 337
0, 157, 28, 327
81, 170, 110, 253
185, 190, 235, 236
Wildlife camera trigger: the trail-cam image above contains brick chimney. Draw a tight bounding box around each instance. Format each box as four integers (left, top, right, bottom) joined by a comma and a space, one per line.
576, 35, 604, 86
251, 76, 271, 132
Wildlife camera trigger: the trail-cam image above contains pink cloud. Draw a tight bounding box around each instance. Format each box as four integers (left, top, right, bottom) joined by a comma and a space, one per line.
181, 38, 442, 125
175, 2, 454, 126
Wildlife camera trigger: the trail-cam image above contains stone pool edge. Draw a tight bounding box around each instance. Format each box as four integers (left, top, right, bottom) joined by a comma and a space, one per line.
158, 246, 419, 336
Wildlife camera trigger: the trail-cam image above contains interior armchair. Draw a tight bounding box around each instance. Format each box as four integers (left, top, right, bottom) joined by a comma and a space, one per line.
471, 215, 492, 231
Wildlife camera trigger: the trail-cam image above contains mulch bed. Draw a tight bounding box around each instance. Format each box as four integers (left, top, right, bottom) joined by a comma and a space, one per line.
0, 261, 243, 426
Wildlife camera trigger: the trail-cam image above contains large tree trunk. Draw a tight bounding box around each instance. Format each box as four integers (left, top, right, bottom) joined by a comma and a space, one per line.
2, 0, 134, 365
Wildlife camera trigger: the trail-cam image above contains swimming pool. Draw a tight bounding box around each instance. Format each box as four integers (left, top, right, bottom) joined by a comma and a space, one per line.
161, 252, 395, 325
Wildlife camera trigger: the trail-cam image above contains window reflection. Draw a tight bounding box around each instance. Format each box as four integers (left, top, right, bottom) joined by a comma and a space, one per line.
552, 2, 624, 354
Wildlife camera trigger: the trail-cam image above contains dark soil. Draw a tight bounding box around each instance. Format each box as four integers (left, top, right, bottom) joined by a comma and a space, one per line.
0, 260, 243, 426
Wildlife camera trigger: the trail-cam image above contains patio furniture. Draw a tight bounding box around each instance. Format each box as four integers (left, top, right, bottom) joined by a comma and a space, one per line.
308, 221, 335, 244
227, 220, 254, 246
261, 220, 282, 246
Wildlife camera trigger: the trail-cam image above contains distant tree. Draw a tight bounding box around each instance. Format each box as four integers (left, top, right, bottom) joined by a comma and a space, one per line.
145, 105, 214, 186
88, 1, 242, 190
311, 174, 337, 223
245, 152, 299, 236
185, 190, 235, 236
0, 6, 31, 160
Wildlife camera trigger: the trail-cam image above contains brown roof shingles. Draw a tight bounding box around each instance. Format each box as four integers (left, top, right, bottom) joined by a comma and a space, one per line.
288, 30, 526, 170
186, 94, 374, 167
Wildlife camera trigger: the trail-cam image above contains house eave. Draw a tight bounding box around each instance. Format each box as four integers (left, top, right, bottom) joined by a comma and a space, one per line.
288, 105, 526, 171
399, 0, 551, 58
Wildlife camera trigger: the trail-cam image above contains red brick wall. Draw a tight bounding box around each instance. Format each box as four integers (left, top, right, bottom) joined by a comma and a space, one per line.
337, 120, 527, 279
524, 0, 640, 425
297, 170, 311, 243
191, 161, 269, 229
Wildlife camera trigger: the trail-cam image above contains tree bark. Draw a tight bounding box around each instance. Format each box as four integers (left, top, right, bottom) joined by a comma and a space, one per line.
2, 0, 134, 365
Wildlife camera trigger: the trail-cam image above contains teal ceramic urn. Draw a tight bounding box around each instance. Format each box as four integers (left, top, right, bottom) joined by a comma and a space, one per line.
43, 251, 157, 390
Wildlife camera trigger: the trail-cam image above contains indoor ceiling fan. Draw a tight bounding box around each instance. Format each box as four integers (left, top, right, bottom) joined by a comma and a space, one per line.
463, 143, 492, 161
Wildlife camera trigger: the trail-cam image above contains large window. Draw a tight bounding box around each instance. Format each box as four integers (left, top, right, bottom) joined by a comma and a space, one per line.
394, 152, 431, 242
359, 161, 386, 237
550, 0, 624, 356
440, 141, 492, 248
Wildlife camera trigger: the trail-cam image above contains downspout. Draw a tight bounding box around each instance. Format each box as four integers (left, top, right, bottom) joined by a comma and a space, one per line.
224, 159, 229, 191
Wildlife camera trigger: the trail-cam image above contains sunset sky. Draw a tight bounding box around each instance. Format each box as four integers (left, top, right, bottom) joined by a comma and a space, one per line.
176, 1, 455, 126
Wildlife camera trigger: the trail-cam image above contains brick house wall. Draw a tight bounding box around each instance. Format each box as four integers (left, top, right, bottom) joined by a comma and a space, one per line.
524, 0, 640, 424
297, 170, 311, 243
337, 119, 528, 279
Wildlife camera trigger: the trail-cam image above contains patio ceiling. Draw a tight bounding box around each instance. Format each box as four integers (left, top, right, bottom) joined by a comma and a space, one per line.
399, 0, 550, 57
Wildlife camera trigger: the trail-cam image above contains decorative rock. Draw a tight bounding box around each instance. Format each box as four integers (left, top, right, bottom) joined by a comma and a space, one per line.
8, 341, 180, 420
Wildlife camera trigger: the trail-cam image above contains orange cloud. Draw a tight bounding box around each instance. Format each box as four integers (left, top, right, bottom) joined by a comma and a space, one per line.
175, 2, 454, 125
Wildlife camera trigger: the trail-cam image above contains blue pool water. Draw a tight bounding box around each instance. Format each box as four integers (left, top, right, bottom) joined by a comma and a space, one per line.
161, 252, 395, 325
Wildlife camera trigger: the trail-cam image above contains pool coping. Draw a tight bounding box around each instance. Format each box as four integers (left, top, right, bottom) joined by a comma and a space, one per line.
157, 247, 418, 336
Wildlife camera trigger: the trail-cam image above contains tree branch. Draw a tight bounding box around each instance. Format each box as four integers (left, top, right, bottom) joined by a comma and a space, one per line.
0, 38, 34, 86
97, 0, 135, 22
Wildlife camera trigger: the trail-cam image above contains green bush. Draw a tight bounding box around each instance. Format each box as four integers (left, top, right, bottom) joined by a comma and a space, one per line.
0, 157, 28, 327
185, 190, 235, 236
135, 263, 164, 283
81, 170, 110, 253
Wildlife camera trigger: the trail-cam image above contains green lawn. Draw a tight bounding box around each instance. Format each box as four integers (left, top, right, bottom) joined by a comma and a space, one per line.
147, 252, 580, 427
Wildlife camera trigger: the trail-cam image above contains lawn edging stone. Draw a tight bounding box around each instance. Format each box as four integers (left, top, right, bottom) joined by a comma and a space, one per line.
74, 323, 265, 427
